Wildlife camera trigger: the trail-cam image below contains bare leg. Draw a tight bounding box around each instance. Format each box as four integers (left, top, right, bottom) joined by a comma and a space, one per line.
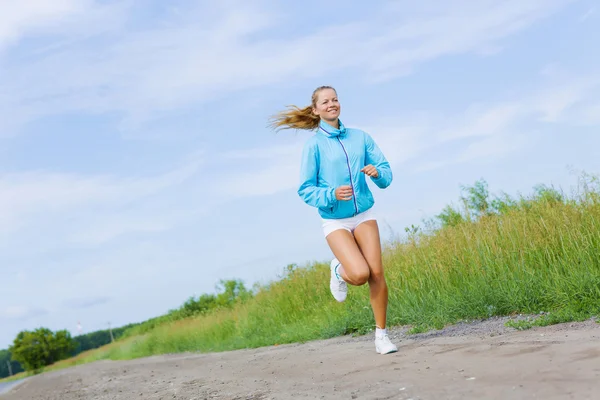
325, 229, 370, 286
353, 220, 388, 329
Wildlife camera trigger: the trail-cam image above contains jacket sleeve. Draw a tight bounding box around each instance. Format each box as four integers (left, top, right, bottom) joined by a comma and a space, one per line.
365, 132, 393, 189
297, 141, 336, 208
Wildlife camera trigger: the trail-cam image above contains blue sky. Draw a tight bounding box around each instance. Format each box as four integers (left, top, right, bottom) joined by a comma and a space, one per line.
1, 0, 599, 348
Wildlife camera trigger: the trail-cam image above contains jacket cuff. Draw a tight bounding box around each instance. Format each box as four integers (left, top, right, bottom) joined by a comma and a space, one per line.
371, 173, 386, 187
327, 187, 336, 205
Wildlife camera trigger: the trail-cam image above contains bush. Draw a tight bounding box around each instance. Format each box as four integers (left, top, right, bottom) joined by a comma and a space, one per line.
9, 328, 75, 372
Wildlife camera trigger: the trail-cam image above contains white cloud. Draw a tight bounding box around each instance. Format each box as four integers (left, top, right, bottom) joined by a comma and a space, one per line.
68, 214, 174, 247
365, 0, 572, 80
0, 159, 202, 239
358, 102, 528, 173
62, 296, 110, 310
358, 121, 430, 167
439, 103, 523, 142
535, 83, 593, 122
0, 0, 574, 135
218, 163, 300, 198
0, 0, 87, 50
579, 7, 595, 22
0, 0, 127, 52
215, 141, 305, 198
457, 130, 536, 163
578, 103, 600, 125
21, 70, 586, 243
222, 143, 303, 161
0, 305, 48, 320
212, 125, 427, 199
363, 73, 600, 172
241, 71, 598, 183
214, 71, 600, 182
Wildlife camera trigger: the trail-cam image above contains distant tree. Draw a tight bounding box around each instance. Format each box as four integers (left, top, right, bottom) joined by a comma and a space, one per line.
215, 279, 251, 307
533, 184, 564, 204
180, 293, 218, 317
9, 328, 76, 372
0, 350, 23, 378
490, 191, 518, 214
460, 178, 491, 218
426, 178, 525, 230
72, 329, 113, 355
435, 204, 465, 228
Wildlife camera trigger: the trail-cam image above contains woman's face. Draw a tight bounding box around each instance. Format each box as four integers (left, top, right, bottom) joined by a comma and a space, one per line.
313, 88, 341, 123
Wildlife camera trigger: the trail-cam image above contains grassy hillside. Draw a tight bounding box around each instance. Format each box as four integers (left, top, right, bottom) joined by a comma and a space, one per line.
2, 174, 599, 379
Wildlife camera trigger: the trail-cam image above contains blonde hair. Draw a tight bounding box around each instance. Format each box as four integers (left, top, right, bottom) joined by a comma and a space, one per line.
269, 86, 336, 131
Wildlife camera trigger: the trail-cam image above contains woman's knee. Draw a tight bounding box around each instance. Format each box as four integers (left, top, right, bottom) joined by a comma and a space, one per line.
346, 267, 370, 286
368, 269, 385, 284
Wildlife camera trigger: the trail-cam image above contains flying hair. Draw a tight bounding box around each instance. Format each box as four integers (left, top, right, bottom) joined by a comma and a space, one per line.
269, 86, 336, 131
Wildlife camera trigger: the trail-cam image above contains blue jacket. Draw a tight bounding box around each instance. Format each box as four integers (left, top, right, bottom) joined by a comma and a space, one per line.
298, 119, 392, 219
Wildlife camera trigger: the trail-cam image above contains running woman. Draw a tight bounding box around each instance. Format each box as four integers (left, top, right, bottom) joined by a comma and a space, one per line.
270, 86, 398, 355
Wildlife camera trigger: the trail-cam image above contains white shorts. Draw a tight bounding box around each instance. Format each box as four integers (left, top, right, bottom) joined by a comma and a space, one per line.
321, 208, 377, 237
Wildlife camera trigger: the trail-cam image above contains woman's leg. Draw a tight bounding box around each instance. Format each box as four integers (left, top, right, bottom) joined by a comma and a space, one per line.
353, 220, 387, 329
325, 229, 370, 286
353, 219, 397, 354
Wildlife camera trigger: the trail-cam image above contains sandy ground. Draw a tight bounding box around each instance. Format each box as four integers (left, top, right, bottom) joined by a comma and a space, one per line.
2, 318, 599, 400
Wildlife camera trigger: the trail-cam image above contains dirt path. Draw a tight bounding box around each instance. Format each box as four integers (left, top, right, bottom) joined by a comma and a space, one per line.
2, 318, 599, 399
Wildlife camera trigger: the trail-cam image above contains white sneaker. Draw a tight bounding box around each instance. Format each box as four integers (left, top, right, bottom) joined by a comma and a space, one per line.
330, 258, 347, 302
375, 335, 398, 354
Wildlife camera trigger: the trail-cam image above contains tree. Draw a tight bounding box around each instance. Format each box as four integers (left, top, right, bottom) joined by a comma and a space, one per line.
533, 184, 564, 204
0, 350, 23, 378
460, 178, 491, 218
9, 328, 76, 372
435, 204, 465, 228
215, 279, 251, 307
174, 293, 218, 318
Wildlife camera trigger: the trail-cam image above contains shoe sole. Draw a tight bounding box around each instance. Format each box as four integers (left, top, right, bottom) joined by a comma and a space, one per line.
376, 347, 398, 355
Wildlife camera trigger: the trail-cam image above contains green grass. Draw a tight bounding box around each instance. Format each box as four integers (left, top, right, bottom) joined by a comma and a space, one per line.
505, 310, 594, 331
3, 175, 599, 377
0, 374, 27, 383
88, 176, 600, 359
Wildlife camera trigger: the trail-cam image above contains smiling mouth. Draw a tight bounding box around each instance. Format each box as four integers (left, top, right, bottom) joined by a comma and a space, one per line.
328, 109, 338, 112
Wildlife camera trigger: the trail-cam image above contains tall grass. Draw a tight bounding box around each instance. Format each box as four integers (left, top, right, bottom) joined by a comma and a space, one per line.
105, 174, 600, 358
6, 174, 598, 370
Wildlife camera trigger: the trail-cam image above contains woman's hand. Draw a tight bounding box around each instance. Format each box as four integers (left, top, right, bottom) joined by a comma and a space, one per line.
335, 185, 353, 201
361, 164, 379, 178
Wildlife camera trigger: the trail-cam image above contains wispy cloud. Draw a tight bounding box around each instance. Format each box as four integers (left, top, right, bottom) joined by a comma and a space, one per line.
62, 296, 111, 310
0, 0, 573, 135
0, 0, 87, 50
578, 102, 600, 125
366, 72, 600, 172
363, 0, 573, 81
0, 305, 48, 321
0, 158, 202, 243
215, 141, 304, 198
4, 70, 593, 254
210, 70, 600, 192
579, 7, 595, 22
0, 0, 128, 52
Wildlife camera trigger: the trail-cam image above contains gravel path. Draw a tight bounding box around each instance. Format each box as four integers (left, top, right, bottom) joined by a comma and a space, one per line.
2, 318, 599, 399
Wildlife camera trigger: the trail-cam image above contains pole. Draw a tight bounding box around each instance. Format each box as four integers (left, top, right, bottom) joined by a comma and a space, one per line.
7, 360, 12, 376
108, 322, 114, 343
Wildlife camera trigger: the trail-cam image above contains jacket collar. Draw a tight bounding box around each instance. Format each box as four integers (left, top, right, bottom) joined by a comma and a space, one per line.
318, 119, 346, 138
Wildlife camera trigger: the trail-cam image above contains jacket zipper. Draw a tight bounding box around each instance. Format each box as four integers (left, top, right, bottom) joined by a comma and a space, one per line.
336, 137, 359, 216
